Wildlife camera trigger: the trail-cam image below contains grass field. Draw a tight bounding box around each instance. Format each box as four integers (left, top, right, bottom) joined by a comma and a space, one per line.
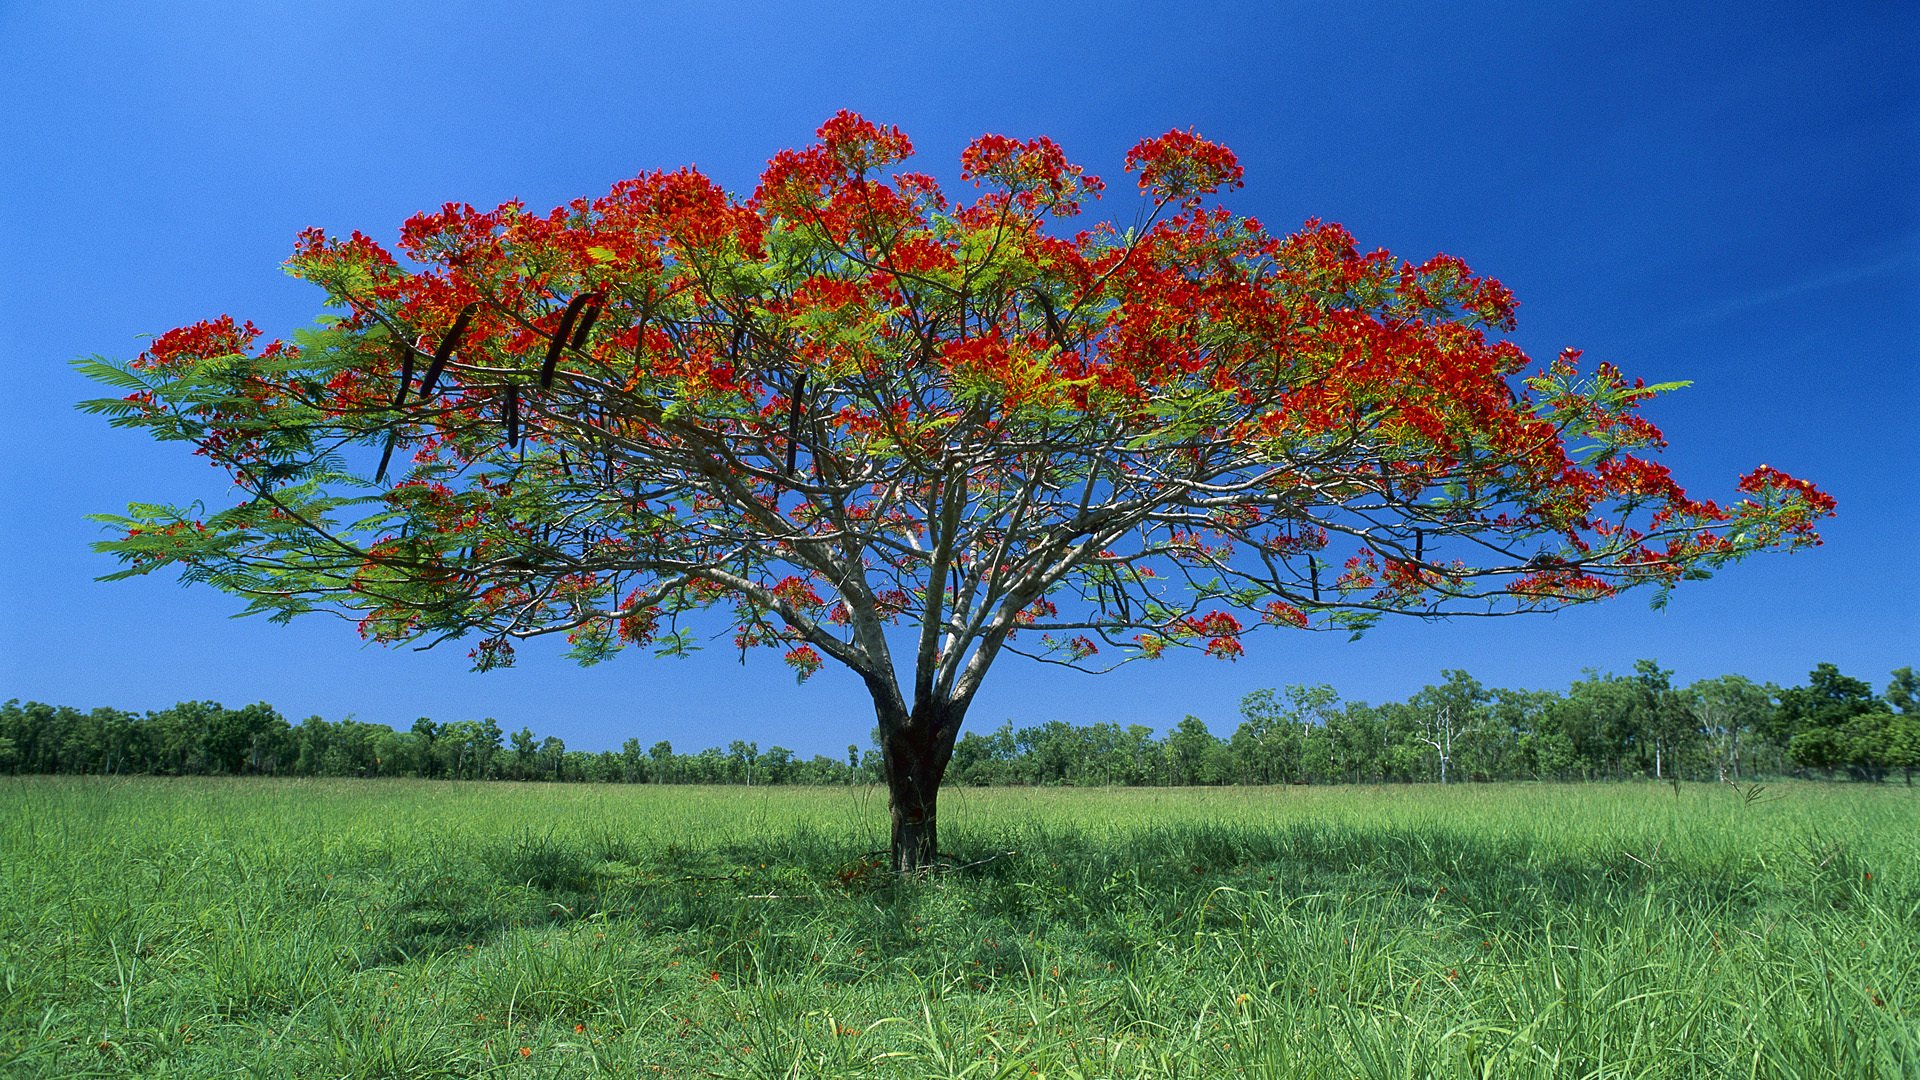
0, 778, 1913, 1078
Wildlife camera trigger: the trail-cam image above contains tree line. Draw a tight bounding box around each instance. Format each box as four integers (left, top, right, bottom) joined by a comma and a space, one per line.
3, 662, 1913, 786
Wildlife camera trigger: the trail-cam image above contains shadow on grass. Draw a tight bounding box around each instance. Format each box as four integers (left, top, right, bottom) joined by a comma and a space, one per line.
361, 815, 1850, 985
366, 828, 636, 964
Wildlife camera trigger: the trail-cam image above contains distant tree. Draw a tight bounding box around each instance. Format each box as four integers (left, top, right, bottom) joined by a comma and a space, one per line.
1882, 667, 1920, 786
509, 726, 538, 779
1550, 672, 1643, 779
1779, 664, 1883, 777
1165, 715, 1228, 785
1629, 660, 1697, 783
727, 739, 760, 784
1681, 674, 1774, 782
409, 717, 439, 777
760, 745, 795, 784
1232, 686, 1338, 784
1484, 687, 1555, 780
149, 701, 222, 775
1884, 667, 1917, 716
949, 722, 1016, 786
537, 736, 567, 780
1888, 712, 1920, 786
648, 740, 677, 783
1416, 706, 1461, 785
1408, 671, 1492, 784
617, 737, 647, 782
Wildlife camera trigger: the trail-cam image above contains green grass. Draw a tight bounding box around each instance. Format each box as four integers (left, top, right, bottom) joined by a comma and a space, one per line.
0, 778, 1913, 1078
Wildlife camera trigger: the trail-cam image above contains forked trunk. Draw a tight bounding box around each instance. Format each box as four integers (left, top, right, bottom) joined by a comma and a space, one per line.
879, 701, 959, 872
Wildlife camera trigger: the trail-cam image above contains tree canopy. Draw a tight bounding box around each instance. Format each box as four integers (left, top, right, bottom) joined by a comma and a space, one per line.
80, 112, 1834, 868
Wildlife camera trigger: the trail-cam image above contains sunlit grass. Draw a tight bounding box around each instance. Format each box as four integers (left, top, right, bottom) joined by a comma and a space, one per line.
1, 778, 1913, 1077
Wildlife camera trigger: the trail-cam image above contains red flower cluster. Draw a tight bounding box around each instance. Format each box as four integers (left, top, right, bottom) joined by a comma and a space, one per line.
1124, 129, 1244, 202
959, 133, 1105, 216
129, 315, 260, 371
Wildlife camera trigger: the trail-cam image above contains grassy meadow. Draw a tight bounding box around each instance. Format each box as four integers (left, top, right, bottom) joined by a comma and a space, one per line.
0, 777, 1913, 1078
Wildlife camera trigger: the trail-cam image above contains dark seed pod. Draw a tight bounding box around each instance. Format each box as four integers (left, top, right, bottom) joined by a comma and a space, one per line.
540, 292, 597, 390
784, 372, 806, 477
392, 340, 415, 407
504, 385, 520, 447
1308, 554, 1322, 604
1035, 289, 1064, 348
374, 429, 399, 483
1414, 530, 1424, 562
418, 302, 477, 400
569, 298, 603, 349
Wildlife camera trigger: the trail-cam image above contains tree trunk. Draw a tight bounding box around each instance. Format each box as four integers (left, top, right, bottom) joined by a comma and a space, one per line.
879, 701, 961, 873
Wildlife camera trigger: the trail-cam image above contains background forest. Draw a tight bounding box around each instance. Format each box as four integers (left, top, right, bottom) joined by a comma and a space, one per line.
5, 663, 1913, 788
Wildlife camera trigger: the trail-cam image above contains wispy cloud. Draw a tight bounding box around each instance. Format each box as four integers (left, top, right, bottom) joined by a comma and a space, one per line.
1625, 239, 1919, 349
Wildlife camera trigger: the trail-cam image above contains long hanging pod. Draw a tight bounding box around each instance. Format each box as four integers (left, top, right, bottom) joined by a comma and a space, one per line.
568, 297, 604, 349
540, 291, 599, 390
417, 302, 477, 400
504, 385, 521, 447
377, 336, 418, 483
373, 429, 399, 483
784, 372, 807, 477
391, 339, 416, 407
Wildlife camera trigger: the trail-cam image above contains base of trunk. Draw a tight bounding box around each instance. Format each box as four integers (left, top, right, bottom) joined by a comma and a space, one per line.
891, 814, 938, 873
881, 703, 959, 873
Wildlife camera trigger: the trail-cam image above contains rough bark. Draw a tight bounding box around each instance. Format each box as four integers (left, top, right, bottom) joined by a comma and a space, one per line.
879, 700, 962, 872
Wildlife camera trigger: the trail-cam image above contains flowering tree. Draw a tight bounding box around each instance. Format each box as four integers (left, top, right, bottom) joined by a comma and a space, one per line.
81, 112, 1833, 869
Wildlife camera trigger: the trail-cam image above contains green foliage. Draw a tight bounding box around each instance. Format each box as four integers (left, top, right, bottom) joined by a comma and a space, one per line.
11, 661, 1919, 789
1, 779, 1913, 1077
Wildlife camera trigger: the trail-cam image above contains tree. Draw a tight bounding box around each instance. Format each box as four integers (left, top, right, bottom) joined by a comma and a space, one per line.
1628, 659, 1696, 784
1408, 671, 1491, 785
1165, 715, 1227, 786
1779, 664, 1881, 777
1887, 669, 1920, 786
1232, 685, 1339, 784
538, 736, 567, 780
1889, 712, 1920, 787
619, 737, 648, 782
1681, 674, 1774, 782
649, 740, 676, 783
409, 717, 440, 777
727, 739, 760, 784
80, 113, 1834, 870
1884, 667, 1917, 717
509, 726, 538, 779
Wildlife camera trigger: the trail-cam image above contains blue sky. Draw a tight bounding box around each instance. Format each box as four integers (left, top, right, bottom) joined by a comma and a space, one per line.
2, 2, 1914, 757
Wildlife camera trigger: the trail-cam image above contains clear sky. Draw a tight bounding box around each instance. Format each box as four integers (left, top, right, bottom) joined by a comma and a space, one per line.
2, 2, 1914, 757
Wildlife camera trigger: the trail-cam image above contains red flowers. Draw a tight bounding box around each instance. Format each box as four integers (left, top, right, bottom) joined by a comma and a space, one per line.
1738, 464, 1835, 512
770, 576, 827, 611
815, 110, 914, 172
129, 315, 260, 371
783, 646, 823, 683
959, 133, 1104, 216
1124, 129, 1244, 202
